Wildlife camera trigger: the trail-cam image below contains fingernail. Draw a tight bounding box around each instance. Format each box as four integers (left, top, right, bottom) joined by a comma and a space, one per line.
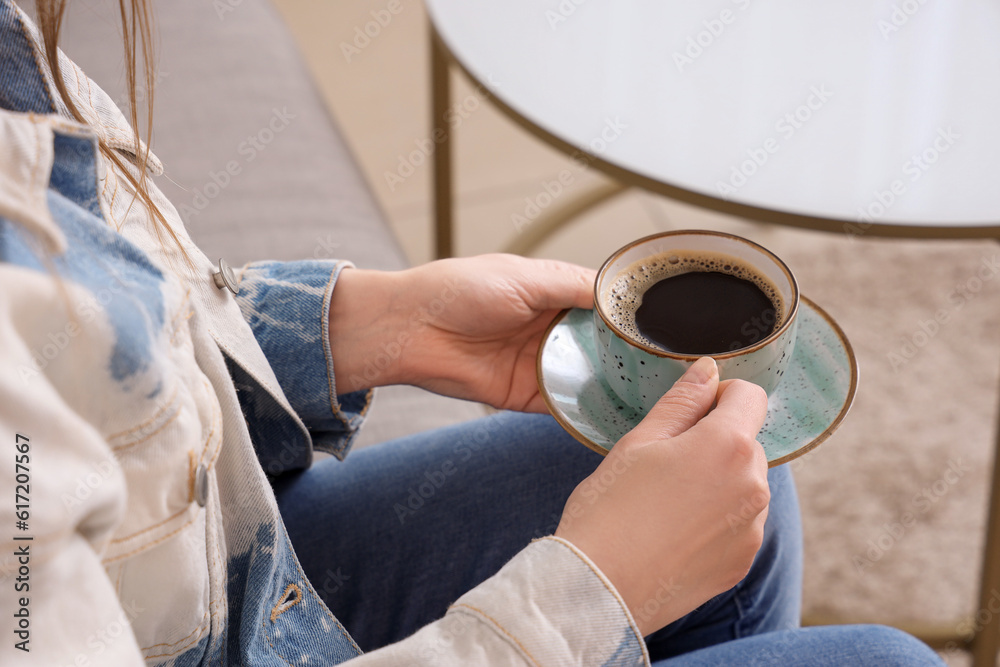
681, 357, 717, 385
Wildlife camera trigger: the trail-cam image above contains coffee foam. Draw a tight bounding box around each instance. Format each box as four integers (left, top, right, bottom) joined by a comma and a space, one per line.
602, 250, 785, 349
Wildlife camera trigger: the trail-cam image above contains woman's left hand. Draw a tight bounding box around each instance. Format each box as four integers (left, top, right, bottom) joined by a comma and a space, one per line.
329, 254, 595, 412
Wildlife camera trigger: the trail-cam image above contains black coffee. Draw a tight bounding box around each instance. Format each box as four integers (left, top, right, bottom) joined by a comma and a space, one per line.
634, 271, 777, 354
603, 250, 783, 354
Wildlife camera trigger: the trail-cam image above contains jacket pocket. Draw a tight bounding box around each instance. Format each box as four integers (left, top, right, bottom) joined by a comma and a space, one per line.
102, 369, 224, 660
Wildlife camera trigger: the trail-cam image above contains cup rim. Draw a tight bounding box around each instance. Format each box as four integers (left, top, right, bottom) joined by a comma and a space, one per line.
594, 230, 800, 360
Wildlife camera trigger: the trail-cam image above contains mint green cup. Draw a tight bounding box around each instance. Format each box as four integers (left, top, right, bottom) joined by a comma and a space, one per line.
594, 230, 799, 414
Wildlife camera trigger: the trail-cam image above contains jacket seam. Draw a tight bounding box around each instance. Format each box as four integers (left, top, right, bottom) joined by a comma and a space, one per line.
167, 288, 194, 343
170, 307, 194, 345
107, 171, 121, 230
109, 504, 191, 545
142, 620, 210, 660
83, 63, 95, 115
360, 388, 373, 417
321, 263, 351, 430
114, 563, 125, 598
538, 536, 649, 661
102, 514, 197, 564
141, 611, 209, 652
107, 384, 180, 440
194, 379, 222, 470
72, 58, 82, 100
260, 620, 296, 667
206, 500, 227, 666
449, 603, 541, 667
109, 407, 181, 453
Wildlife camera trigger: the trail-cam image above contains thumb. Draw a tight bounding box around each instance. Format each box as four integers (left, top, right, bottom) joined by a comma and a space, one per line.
620, 357, 719, 447
518, 258, 597, 311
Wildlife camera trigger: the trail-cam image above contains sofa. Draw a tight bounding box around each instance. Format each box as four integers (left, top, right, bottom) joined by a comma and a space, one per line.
50, 0, 485, 448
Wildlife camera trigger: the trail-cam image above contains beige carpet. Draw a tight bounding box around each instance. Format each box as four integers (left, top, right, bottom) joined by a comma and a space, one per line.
764, 225, 998, 666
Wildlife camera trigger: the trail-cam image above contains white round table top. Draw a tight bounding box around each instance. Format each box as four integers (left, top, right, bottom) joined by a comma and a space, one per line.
426, 0, 1000, 236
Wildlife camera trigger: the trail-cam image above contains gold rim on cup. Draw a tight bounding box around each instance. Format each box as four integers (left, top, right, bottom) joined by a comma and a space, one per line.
593, 230, 800, 360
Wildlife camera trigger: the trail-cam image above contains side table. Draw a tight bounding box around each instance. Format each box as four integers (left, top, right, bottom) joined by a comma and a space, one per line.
427, 3, 1000, 663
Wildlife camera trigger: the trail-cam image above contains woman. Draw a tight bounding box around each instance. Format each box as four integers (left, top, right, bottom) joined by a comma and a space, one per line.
0, 1, 943, 664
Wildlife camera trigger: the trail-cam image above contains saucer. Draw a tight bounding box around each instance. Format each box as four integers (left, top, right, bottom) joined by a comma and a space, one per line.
536, 296, 858, 466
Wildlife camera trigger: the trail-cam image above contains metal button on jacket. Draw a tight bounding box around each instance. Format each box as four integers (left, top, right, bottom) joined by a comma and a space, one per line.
194, 464, 210, 508
212, 258, 240, 295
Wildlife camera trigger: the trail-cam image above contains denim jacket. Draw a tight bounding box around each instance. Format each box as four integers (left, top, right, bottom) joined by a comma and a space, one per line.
0, 2, 648, 665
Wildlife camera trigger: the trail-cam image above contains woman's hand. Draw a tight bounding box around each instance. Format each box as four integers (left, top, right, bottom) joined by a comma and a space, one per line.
554, 357, 770, 636
328, 254, 595, 410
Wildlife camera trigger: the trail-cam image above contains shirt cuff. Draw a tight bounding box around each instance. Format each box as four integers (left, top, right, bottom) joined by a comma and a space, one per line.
233, 259, 372, 460
449, 536, 649, 666
317, 260, 373, 458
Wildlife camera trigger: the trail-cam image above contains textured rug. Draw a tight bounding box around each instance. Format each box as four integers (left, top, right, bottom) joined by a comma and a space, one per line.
711, 218, 999, 666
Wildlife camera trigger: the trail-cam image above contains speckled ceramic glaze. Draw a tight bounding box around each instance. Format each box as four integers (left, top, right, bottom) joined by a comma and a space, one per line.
537, 299, 858, 465
594, 231, 799, 414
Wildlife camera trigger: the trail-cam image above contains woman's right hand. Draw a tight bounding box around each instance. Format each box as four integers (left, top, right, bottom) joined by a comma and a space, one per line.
554, 357, 770, 636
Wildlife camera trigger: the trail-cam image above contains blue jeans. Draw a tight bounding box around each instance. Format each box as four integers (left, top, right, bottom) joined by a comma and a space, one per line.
274, 412, 942, 665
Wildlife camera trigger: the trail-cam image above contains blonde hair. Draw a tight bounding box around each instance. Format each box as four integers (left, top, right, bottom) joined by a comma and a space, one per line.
34, 0, 186, 257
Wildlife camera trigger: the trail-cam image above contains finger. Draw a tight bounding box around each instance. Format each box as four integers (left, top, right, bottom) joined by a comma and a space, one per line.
695, 378, 769, 442
521, 259, 597, 311
623, 357, 720, 445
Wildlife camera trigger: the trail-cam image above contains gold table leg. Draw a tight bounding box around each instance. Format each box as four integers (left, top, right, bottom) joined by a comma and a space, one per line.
971, 345, 1000, 666
430, 24, 453, 260
502, 181, 628, 256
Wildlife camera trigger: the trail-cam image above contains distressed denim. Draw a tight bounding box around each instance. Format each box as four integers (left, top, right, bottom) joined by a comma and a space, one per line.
275, 413, 943, 666
273, 412, 805, 655
0, 2, 367, 663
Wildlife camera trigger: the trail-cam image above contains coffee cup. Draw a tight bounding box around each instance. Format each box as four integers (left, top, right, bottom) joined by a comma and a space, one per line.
594, 230, 799, 414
